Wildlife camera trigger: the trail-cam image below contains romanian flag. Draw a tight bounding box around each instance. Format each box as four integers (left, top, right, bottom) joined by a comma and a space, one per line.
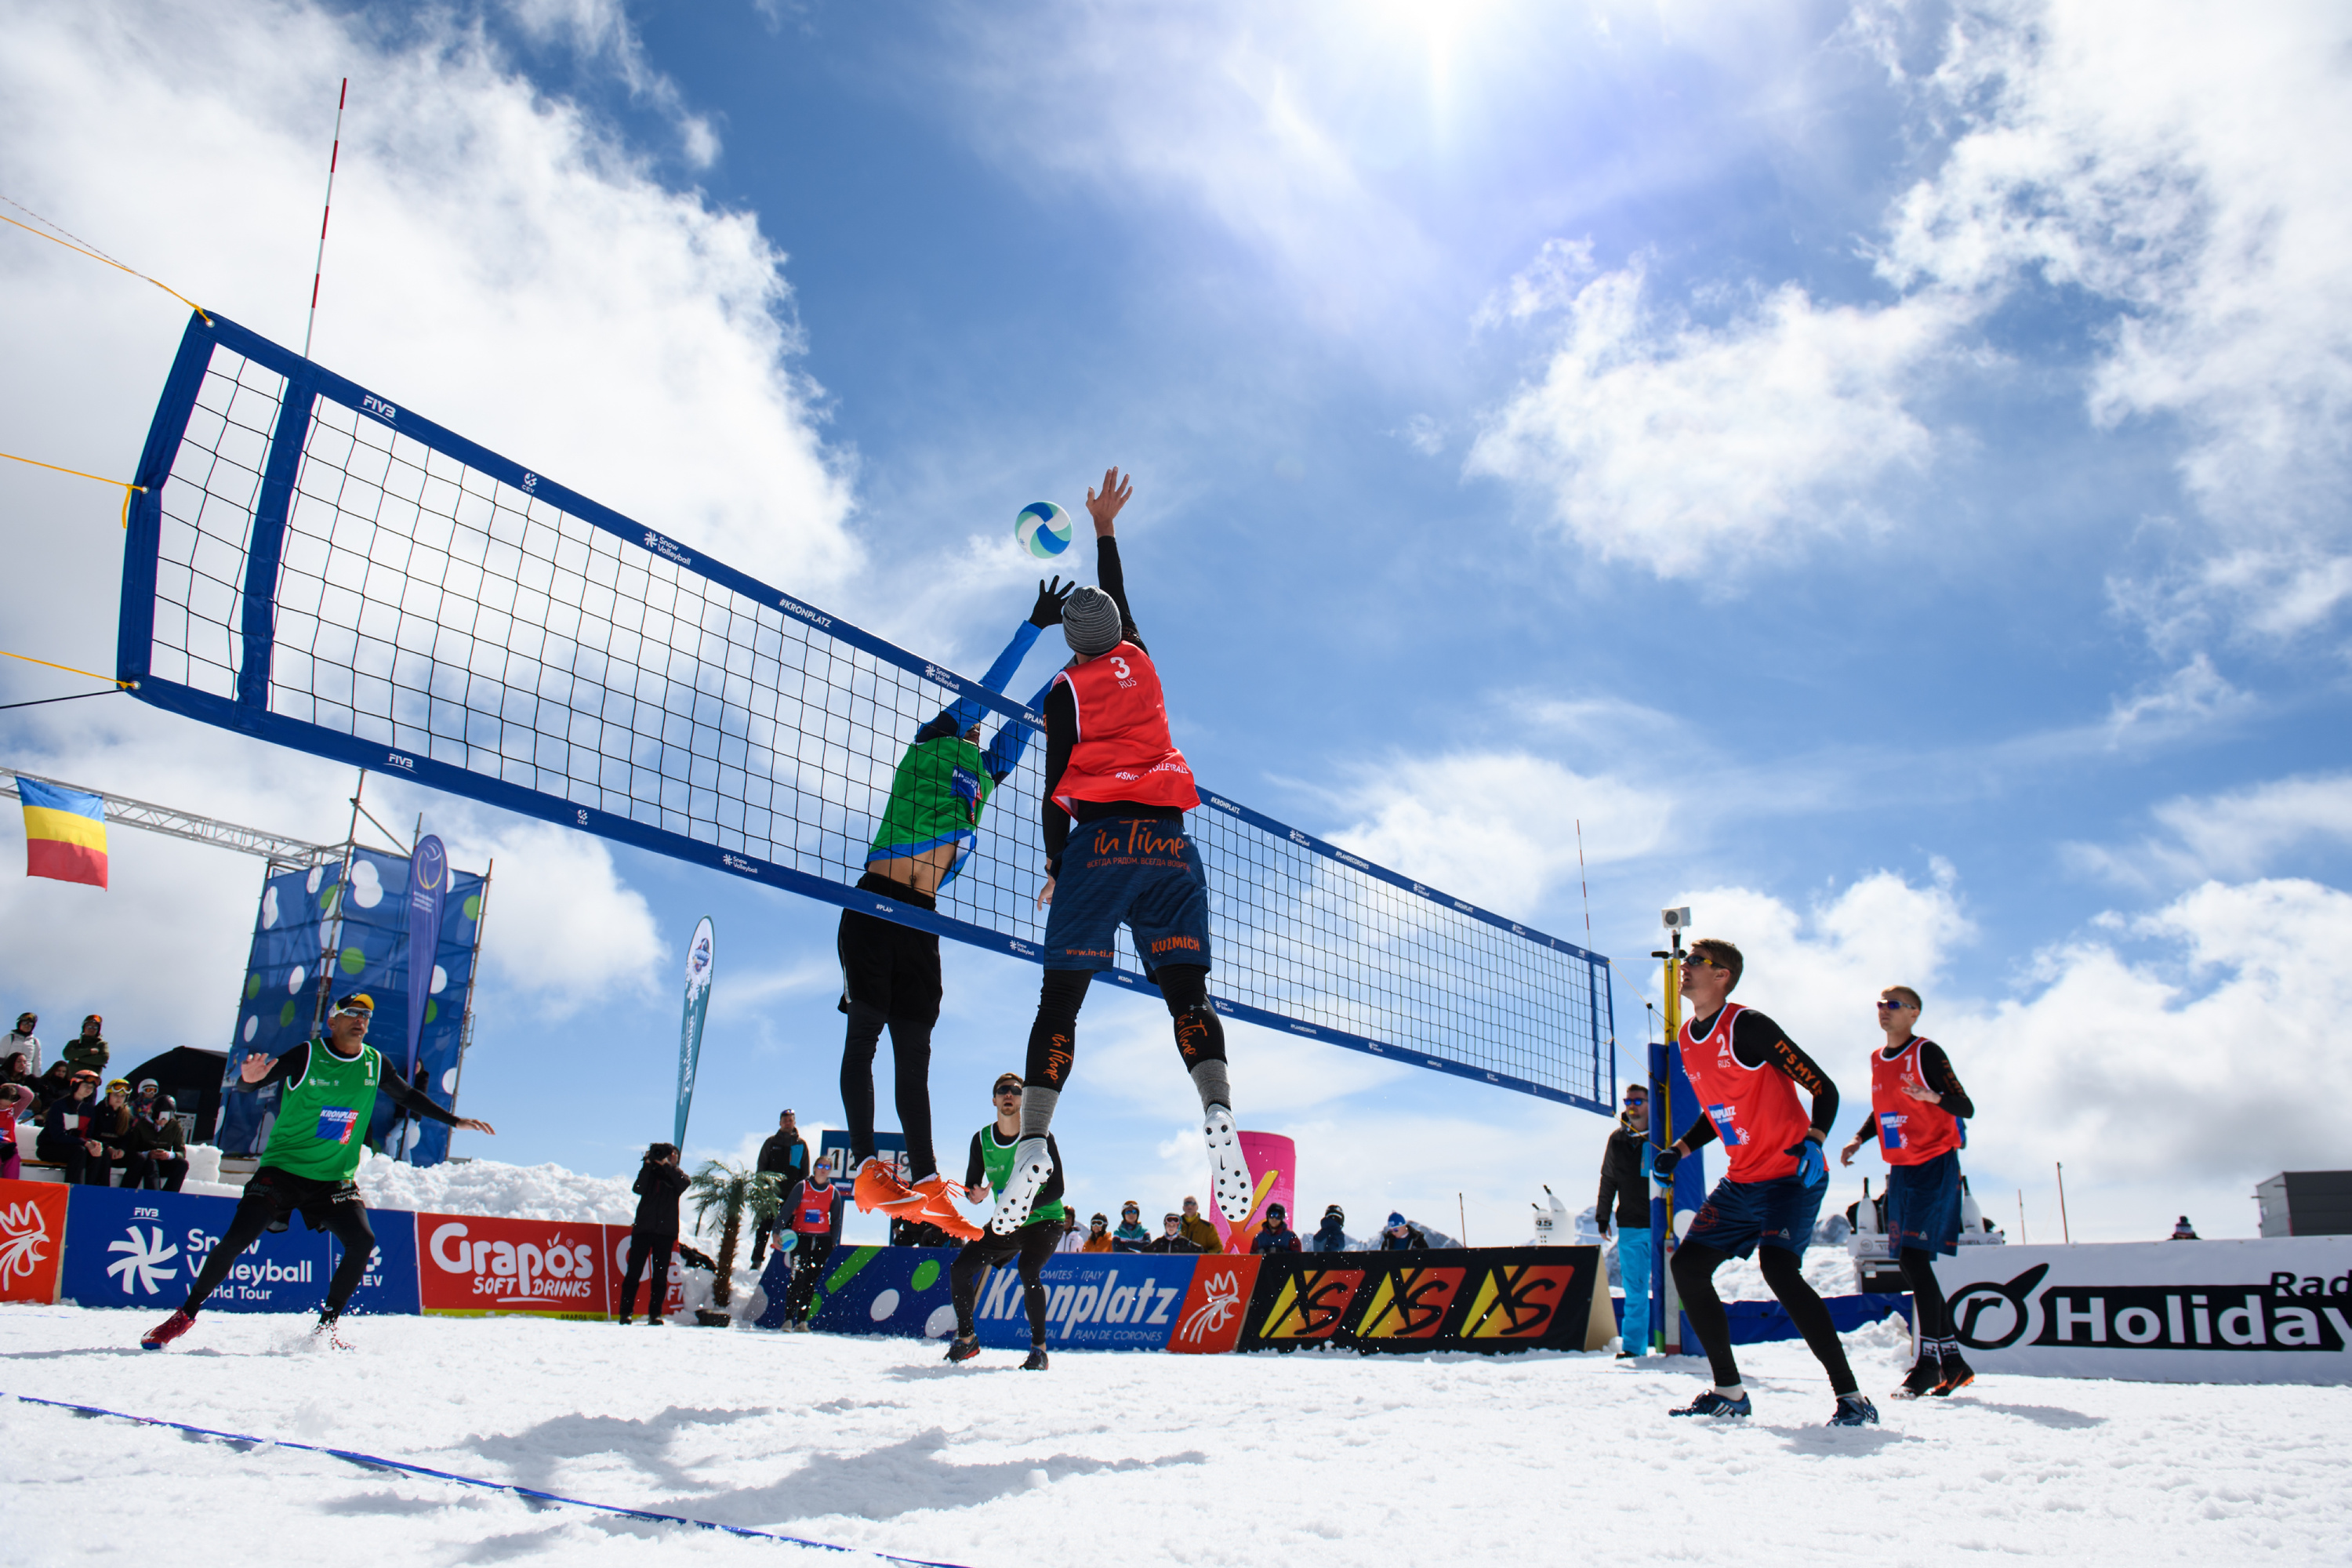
18, 778, 107, 888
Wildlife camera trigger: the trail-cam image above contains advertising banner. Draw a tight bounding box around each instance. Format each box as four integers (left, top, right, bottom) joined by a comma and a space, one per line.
1169, 1254, 1260, 1354
57, 1184, 420, 1316
1238, 1247, 1605, 1354
674, 916, 714, 1149
401, 837, 450, 1084
1211, 1131, 1296, 1252
808, 1245, 955, 1340
805, 1245, 1204, 1352
418, 1211, 611, 1319
603, 1225, 687, 1321
0, 1178, 69, 1305
1934, 1239, 2352, 1385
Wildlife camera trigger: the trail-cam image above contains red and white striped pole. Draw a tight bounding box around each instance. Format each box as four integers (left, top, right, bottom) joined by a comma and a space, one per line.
302, 77, 347, 361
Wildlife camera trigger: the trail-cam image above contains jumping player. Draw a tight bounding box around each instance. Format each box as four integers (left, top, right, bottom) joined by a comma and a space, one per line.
842, 578, 1073, 1239
945, 1072, 1065, 1370
989, 467, 1250, 1234
140, 994, 494, 1349
1652, 940, 1876, 1427
1840, 985, 1976, 1397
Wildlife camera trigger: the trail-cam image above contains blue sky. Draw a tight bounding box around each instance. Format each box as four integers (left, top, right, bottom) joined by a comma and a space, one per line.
2, 0, 2348, 1247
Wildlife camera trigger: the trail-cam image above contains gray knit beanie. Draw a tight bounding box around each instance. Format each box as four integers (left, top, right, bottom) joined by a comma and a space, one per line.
1062, 586, 1124, 659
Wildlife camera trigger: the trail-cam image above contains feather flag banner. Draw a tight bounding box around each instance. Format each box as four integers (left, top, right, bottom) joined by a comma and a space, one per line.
17, 778, 107, 888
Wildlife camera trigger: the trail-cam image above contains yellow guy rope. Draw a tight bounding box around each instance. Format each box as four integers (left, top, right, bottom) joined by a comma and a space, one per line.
0, 451, 143, 528
0, 649, 129, 688
0, 198, 211, 325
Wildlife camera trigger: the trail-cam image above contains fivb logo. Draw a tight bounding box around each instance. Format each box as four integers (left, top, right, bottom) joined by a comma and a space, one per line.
429, 1221, 599, 1306
1952, 1263, 2352, 1352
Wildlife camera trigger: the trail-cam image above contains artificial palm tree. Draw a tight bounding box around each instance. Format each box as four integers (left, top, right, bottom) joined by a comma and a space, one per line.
686, 1159, 786, 1316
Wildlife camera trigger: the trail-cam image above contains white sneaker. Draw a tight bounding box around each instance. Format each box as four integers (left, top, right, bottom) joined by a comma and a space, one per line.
1203, 1105, 1254, 1223
989, 1137, 1054, 1235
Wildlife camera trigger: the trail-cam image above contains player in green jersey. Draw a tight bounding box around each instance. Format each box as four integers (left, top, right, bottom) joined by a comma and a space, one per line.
140, 994, 493, 1349
942, 1071, 1065, 1370
844, 579, 1068, 1239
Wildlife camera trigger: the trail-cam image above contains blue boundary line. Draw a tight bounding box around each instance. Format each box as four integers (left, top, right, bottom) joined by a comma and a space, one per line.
118, 309, 1615, 1113
3, 1389, 968, 1565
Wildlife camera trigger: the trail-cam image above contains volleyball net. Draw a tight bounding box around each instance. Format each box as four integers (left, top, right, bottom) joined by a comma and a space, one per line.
115, 310, 1614, 1111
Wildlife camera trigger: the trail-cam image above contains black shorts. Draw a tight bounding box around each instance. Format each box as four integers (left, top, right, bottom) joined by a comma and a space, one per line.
837, 871, 942, 1020
246, 1166, 367, 1233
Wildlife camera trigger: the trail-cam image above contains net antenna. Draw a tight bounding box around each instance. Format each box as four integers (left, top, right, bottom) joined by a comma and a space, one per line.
303, 78, 348, 361
117, 309, 1620, 1113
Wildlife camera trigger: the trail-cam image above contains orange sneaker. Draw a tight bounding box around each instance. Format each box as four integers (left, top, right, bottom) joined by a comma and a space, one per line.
852, 1156, 920, 1216
909, 1174, 982, 1240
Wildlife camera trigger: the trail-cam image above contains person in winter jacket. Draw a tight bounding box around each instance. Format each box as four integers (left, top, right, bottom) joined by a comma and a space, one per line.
1143, 1212, 1203, 1253
1312, 1204, 1349, 1252
31, 1061, 74, 1114
2, 1051, 31, 1093
1596, 1082, 1654, 1356
750, 1109, 811, 1266
37, 1071, 104, 1183
1251, 1202, 1301, 1254
619, 1143, 688, 1325
1110, 1200, 1152, 1250
1081, 1213, 1117, 1252
0, 1083, 32, 1181
1377, 1213, 1428, 1250
62, 1015, 107, 1076
1177, 1196, 1223, 1253
5, 1012, 40, 1075
124, 1094, 189, 1192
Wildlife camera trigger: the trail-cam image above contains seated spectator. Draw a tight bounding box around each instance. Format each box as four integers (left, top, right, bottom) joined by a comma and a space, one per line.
1054, 1214, 1087, 1254
1378, 1212, 1428, 1250
1143, 1212, 1204, 1253
1312, 1203, 1349, 1252
87, 1078, 135, 1186
129, 1077, 163, 1119
1110, 1200, 1152, 1249
1177, 1196, 1223, 1254
125, 1094, 189, 1192
0, 1083, 31, 1181
1252, 1202, 1301, 1254
31, 1061, 74, 1114
36, 1070, 103, 1183
2, 1048, 33, 1091
4, 1012, 38, 1076
62, 1015, 107, 1076
1081, 1212, 1117, 1253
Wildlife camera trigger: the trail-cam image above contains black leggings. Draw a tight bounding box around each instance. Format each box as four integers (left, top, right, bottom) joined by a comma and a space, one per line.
949, 1223, 1061, 1345
784, 1234, 835, 1322
619, 1229, 673, 1322
1671, 1240, 1857, 1396
1899, 1247, 1954, 1341
1022, 963, 1225, 1092
181, 1175, 376, 1317
840, 1003, 937, 1178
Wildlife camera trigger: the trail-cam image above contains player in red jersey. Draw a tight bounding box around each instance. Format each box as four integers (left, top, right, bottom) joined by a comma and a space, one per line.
1653, 938, 1876, 1427
987, 467, 1252, 1235
1842, 984, 1976, 1397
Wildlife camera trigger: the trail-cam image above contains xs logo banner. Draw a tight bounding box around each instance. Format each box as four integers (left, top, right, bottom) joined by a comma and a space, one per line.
1238, 1249, 1599, 1355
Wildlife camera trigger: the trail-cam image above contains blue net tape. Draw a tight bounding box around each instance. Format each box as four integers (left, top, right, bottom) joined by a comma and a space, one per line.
118, 311, 1613, 1110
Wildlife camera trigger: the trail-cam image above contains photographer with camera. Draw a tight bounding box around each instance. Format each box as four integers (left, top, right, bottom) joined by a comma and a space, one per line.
619, 1142, 688, 1326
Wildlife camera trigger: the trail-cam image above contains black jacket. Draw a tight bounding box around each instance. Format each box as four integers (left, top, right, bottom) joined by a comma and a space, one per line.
1142, 1233, 1203, 1254
1311, 1217, 1348, 1252
1596, 1120, 1650, 1232
1377, 1225, 1428, 1250
1252, 1225, 1301, 1254
632, 1160, 689, 1233
757, 1130, 811, 1180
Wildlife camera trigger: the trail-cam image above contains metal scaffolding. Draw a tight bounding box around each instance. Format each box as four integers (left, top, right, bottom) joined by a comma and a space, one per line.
0, 764, 343, 874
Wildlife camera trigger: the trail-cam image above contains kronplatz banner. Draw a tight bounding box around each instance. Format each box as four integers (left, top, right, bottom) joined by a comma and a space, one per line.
1933, 1238, 2352, 1385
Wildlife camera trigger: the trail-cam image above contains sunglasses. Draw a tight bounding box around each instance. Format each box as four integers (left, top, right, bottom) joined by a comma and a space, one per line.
1876, 1000, 1916, 1011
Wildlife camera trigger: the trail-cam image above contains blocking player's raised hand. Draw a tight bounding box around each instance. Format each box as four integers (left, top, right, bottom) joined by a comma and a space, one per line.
1085, 467, 1131, 536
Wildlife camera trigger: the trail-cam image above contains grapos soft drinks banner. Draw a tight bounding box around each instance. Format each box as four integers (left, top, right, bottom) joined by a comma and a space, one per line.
1933, 1238, 2352, 1385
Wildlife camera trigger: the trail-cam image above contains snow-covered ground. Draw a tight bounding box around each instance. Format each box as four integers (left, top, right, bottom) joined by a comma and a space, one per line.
5, 1304, 2346, 1567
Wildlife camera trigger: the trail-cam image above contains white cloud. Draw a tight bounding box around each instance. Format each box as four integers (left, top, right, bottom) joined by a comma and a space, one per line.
2101, 652, 2252, 741
1467, 256, 1951, 576
455, 818, 664, 1015
1872, 0, 2352, 638
2067, 771, 2352, 888
1328, 750, 1671, 914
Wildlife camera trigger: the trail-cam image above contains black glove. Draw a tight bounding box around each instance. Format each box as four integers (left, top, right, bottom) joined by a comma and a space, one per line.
1596, 1216, 1612, 1238
1029, 575, 1074, 628
1651, 1145, 1682, 1182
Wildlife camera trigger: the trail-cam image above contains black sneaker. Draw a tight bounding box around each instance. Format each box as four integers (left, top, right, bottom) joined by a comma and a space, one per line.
1668, 1389, 1751, 1417
1933, 1349, 1974, 1396
1892, 1354, 1941, 1400
1828, 1392, 1880, 1427
943, 1334, 982, 1363
1021, 1345, 1051, 1371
